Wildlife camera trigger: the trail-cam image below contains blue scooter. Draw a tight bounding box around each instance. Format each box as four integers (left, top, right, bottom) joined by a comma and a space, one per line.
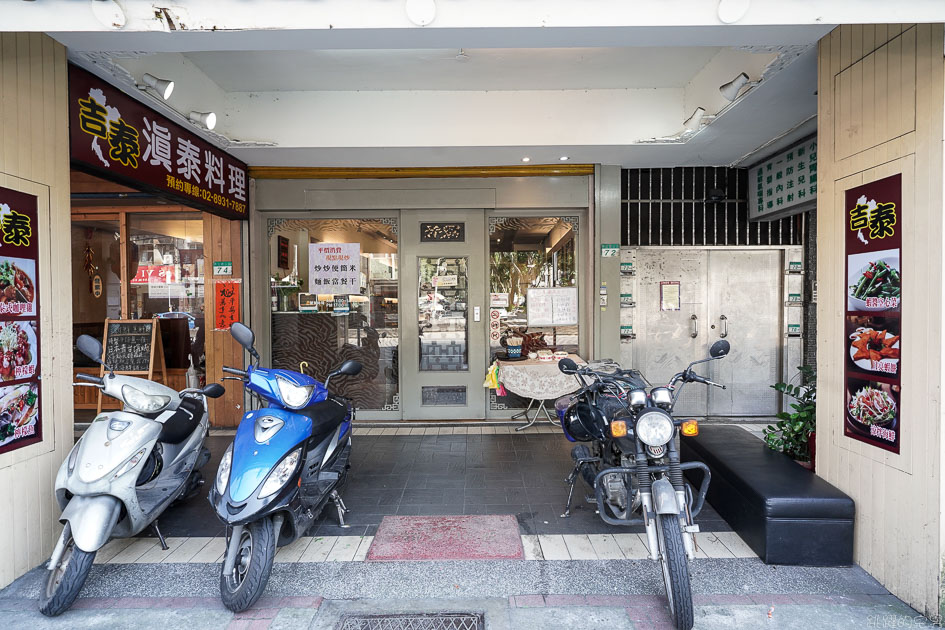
209, 322, 361, 612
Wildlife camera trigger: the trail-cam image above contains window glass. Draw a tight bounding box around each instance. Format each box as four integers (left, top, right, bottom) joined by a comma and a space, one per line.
418, 256, 468, 372
71, 218, 121, 367
127, 214, 205, 372
268, 218, 398, 410
489, 216, 578, 408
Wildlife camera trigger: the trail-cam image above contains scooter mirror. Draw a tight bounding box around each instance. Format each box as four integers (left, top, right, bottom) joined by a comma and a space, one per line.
709, 339, 731, 358
77, 334, 104, 364
558, 358, 578, 374
202, 383, 225, 399
336, 359, 362, 376
229, 322, 255, 351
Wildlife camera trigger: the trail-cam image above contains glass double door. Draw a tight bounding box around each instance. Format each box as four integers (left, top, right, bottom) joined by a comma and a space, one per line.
400, 210, 487, 419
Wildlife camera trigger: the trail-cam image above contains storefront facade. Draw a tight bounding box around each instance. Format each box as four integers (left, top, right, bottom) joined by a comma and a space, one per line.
0, 14, 943, 625
251, 170, 594, 420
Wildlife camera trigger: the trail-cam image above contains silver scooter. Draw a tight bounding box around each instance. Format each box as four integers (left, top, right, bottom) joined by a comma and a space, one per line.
38, 334, 224, 616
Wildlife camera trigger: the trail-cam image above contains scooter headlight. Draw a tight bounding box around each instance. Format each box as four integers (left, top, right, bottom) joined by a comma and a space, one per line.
636, 409, 675, 447
275, 377, 314, 409
67, 439, 82, 473
216, 447, 232, 495
121, 385, 171, 414
112, 447, 147, 480
258, 448, 301, 498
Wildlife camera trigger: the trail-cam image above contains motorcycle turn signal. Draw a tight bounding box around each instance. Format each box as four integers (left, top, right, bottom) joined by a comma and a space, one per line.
610, 420, 628, 438
681, 419, 699, 437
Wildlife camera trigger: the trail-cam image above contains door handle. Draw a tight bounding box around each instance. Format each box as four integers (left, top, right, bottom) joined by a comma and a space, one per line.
690, 314, 698, 338
719, 315, 728, 338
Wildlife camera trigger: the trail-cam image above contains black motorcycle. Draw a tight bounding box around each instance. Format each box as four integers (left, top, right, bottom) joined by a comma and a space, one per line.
555, 339, 730, 630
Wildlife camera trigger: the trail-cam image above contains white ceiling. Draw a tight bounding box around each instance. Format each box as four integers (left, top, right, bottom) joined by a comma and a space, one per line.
186, 47, 723, 92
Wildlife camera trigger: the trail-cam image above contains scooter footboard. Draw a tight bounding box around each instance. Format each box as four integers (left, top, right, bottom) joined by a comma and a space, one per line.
60, 495, 122, 552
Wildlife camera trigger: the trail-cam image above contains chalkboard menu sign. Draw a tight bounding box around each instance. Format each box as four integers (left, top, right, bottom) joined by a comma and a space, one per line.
98, 318, 167, 413
105, 321, 155, 372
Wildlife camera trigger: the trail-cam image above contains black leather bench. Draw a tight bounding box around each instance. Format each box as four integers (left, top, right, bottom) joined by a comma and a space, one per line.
680, 425, 854, 566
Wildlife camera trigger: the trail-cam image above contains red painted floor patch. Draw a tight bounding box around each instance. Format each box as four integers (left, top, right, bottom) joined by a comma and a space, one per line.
366, 515, 524, 561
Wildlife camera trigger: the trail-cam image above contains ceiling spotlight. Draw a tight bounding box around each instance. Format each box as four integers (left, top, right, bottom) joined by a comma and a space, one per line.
189, 111, 217, 130
559, 156, 570, 161
405, 0, 436, 26
139, 73, 174, 100
719, 72, 759, 101
455, 49, 470, 62
683, 107, 706, 131
717, 0, 751, 24
521, 157, 531, 163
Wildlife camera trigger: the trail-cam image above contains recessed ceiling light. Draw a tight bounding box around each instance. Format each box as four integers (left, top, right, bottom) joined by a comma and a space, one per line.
521, 157, 531, 163
559, 156, 570, 161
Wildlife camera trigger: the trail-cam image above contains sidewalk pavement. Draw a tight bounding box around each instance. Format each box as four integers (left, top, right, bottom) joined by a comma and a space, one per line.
0, 558, 937, 629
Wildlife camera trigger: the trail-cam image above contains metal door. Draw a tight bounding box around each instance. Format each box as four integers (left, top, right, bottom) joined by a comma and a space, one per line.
400, 209, 487, 419
705, 250, 782, 416
631, 249, 708, 416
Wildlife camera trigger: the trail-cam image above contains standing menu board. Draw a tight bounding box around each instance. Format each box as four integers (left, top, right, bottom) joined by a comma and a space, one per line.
526, 287, 578, 326
0, 186, 41, 455
99, 318, 167, 413
843, 174, 901, 453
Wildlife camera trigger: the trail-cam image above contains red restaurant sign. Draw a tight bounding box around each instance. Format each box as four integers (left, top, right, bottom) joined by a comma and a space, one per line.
69, 64, 248, 221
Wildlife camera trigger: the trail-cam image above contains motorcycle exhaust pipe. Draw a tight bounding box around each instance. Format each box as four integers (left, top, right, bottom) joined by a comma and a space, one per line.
47, 522, 72, 570
222, 525, 244, 577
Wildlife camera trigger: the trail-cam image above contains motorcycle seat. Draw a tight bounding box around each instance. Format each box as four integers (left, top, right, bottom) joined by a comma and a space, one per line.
298, 395, 349, 448
159, 396, 204, 444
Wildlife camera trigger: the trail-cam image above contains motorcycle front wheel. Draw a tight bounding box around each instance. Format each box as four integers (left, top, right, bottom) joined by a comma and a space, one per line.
656, 514, 694, 630
38, 536, 96, 617
219, 517, 276, 612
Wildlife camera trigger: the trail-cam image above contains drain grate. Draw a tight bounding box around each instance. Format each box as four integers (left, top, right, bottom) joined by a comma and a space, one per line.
336, 613, 485, 630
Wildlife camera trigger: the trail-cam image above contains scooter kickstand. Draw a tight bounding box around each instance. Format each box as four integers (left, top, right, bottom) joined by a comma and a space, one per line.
330, 490, 351, 528
561, 464, 582, 518
151, 520, 169, 550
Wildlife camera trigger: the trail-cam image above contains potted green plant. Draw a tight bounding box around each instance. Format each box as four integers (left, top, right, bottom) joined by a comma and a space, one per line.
764, 365, 816, 470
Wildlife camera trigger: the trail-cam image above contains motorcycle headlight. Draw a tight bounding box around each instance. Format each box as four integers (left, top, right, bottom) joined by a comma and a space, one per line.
121, 385, 171, 414
276, 377, 314, 409
216, 447, 232, 494
636, 409, 675, 447
258, 448, 301, 498
112, 447, 147, 480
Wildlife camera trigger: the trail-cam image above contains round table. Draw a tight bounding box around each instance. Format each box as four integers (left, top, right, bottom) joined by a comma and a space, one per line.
496, 354, 585, 431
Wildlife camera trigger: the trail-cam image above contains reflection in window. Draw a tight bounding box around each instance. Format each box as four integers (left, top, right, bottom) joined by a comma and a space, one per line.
489, 217, 578, 407
268, 218, 399, 410
127, 214, 205, 373
418, 257, 468, 372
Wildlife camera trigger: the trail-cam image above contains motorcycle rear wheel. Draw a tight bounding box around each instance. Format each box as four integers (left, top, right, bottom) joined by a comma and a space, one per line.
38, 536, 96, 617
219, 517, 276, 612
656, 514, 694, 630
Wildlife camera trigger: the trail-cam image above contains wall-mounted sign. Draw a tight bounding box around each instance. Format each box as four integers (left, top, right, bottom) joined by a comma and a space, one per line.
213, 261, 233, 276
490, 293, 509, 308
660, 281, 681, 311
601, 243, 620, 257
420, 222, 464, 242
309, 243, 360, 293
69, 64, 248, 221
91, 274, 103, 298
843, 173, 901, 454
526, 287, 578, 326
749, 137, 817, 221
214, 280, 241, 331
0, 186, 42, 455
332, 295, 350, 317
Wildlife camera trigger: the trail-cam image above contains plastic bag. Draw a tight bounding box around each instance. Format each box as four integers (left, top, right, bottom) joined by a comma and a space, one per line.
482, 361, 499, 389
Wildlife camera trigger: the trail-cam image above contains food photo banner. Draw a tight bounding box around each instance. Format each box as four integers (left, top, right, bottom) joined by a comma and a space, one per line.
0, 186, 42, 454
843, 173, 901, 453
69, 64, 248, 221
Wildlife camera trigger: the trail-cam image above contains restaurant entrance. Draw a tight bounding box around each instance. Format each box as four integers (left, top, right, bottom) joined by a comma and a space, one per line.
400, 209, 487, 419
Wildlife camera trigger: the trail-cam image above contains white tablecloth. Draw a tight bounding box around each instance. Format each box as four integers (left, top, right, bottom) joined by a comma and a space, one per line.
497, 354, 585, 400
